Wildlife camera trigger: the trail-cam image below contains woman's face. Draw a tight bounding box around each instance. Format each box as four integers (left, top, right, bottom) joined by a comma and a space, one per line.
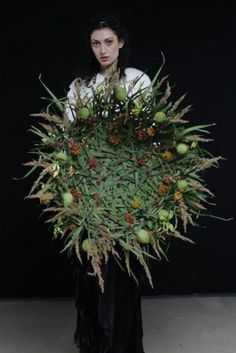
90, 28, 124, 72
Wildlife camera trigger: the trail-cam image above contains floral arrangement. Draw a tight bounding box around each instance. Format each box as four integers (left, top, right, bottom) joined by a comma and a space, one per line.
24, 65, 223, 292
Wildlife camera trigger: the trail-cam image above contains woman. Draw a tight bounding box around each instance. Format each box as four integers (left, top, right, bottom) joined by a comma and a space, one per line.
66, 13, 151, 121
67, 13, 152, 353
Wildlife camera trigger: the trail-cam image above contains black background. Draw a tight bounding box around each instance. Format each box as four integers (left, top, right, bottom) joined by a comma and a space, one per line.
1, 1, 235, 297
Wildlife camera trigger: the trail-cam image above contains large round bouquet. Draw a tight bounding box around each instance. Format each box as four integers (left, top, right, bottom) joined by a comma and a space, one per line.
24, 65, 222, 292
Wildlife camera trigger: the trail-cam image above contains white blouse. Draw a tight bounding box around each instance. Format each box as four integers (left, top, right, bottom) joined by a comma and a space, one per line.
66, 67, 152, 121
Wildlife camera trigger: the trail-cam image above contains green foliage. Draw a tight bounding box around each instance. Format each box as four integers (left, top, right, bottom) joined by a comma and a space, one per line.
24, 68, 223, 292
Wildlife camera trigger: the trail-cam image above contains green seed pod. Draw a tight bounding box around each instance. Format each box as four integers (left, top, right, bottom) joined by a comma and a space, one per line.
136, 229, 150, 244
114, 86, 127, 101
55, 151, 67, 161
62, 192, 74, 207
153, 111, 166, 123
177, 179, 188, 192
176, 143, 189, 155
82, 238, 91, 252
157, 209, 169, 221
79, 107, 90, 119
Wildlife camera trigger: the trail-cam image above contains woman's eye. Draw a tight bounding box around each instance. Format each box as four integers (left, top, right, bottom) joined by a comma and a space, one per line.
106, 40, 113, 46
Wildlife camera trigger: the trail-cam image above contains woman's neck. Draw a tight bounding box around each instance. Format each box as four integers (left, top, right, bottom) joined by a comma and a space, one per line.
100, 62, 118, 78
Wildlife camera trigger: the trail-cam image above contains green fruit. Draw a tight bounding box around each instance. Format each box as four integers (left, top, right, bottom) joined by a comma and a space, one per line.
114, 86, 127, 101
177, 180, 188, 192
55, 151, 67, 161
176, 143, 189, 155
82, 238, 91, 252
136, 229, 150, 244
157, 209, 169, 221
62, 192, 73, 207
153, 111, 166, 123
79, 107, 90, 119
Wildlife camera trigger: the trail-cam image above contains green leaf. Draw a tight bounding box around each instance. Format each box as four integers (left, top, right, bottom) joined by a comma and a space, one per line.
151, 51, 166, 87
39, 74, 64, 112
13, 164, 39, 180
178, 124, 215, 137
135, 171, 139, 187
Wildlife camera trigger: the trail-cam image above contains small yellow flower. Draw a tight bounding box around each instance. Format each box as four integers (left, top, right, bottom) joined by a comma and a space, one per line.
131, 199, 142, 209
131, 104, 142, 117
96, 83, 106, 94
162, 150, 173, 160
68, 166, 75, 176
174, 191, 183, 201
147, 127, 156, 136
51, 162, 60, 178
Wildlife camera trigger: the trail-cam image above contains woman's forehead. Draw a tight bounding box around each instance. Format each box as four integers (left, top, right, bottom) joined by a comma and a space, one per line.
90, 28, 117, 41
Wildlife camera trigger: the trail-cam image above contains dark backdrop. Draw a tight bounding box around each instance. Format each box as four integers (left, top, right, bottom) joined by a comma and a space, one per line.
1, 2, 235, 297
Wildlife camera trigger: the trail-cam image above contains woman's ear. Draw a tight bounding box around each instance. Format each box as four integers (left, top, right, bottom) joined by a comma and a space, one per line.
119, 39, 124, 49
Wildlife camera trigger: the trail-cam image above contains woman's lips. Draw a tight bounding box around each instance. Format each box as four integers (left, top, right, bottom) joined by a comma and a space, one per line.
100, 57, 109, 62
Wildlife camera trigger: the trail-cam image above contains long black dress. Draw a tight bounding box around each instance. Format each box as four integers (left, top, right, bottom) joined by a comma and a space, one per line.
72, 237, 147, 353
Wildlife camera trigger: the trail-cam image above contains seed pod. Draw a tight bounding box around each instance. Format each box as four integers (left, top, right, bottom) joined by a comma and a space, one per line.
79, 107, 90, 119
136, 229, 150, 244
177, 180, 188, 192
153, 111, 166, 123
176, 143, 189, 155
55, 151, 67, 161
62, 192, 73, 207
82, 238, 91, 252
157, 209, 169, 221
114, 86, 127, 101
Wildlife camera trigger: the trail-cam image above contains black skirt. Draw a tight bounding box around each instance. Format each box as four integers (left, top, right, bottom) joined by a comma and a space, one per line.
72, 243, 147, 353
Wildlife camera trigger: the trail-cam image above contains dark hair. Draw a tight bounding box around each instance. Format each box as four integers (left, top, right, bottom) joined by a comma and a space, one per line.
77, 12, 129, 85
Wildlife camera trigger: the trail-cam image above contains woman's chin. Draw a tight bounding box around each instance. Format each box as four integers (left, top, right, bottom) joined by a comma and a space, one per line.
100, 62, 111, 69
100, 59, 118, 71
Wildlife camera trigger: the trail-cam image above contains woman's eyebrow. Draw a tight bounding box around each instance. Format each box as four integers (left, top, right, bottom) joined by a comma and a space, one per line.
91, 37, 113, 43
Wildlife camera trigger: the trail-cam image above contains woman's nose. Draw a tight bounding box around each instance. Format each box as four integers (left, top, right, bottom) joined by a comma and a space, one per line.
100, 44, 107, 55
